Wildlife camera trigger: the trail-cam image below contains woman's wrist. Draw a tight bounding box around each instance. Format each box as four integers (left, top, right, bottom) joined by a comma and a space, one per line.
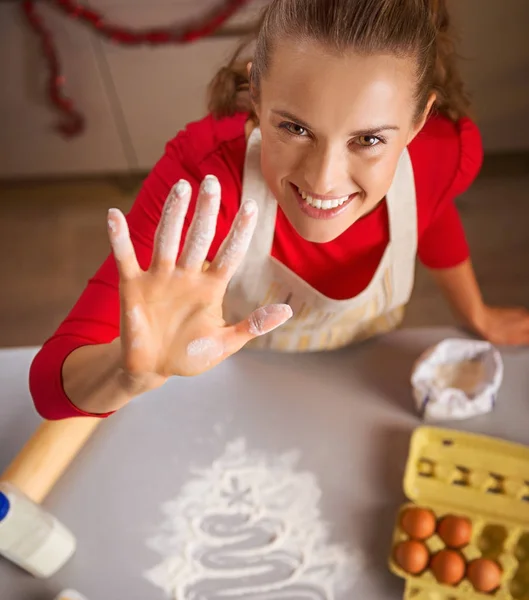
464, 302, 488, 335
428, 260, 487, 335
63, 339, 166, 416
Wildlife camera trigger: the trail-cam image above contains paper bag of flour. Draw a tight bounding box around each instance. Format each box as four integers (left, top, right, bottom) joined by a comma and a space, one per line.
411, 338, 503, 421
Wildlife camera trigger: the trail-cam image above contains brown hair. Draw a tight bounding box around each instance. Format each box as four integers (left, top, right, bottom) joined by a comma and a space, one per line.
208, 0, 471, 123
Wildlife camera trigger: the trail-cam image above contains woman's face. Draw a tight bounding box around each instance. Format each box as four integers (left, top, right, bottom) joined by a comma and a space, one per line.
253, 39, 432, 243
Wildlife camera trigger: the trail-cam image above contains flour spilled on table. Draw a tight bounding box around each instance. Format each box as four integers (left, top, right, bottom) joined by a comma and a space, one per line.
144, 439, 362, 599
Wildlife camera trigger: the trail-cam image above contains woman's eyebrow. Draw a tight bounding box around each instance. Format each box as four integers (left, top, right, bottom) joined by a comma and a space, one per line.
272, 109, 400, 136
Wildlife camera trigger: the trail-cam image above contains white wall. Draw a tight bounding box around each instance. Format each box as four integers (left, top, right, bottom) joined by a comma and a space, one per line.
0, 3, 129, 178
1, 0, 527, 179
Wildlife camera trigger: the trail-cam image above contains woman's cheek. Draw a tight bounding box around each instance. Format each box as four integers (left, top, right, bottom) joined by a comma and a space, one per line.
261, 140, 295, 186
358, 153, 400, 200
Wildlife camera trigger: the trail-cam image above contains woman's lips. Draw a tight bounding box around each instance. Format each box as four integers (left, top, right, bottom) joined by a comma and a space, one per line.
290, 183, 358, 220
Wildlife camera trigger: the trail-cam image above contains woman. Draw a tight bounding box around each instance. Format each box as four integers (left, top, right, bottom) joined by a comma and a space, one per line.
30, 0, 529, 420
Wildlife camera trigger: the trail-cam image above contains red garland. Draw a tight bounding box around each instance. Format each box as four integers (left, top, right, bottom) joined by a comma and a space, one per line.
22, 0, 252, 138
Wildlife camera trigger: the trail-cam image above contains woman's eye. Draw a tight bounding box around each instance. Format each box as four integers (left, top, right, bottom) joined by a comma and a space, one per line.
281, 122, 307, 136
356, 135, 380, 147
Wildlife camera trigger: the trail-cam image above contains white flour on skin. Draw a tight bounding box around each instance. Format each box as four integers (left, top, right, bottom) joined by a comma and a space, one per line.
144, 439, 362, 599
126, 305, 144, 349
108, 209, 130, 261
157, 180, 191, 262
216, 200, 257, 273
248, 305, 293, 336
182, 176, 221, 269
186, 337, 224, 367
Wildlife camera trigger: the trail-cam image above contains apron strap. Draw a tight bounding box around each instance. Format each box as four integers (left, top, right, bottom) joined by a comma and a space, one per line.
385, 147, 418, 307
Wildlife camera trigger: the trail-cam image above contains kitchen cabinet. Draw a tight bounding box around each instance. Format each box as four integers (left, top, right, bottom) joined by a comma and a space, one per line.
1, 1, 527, 179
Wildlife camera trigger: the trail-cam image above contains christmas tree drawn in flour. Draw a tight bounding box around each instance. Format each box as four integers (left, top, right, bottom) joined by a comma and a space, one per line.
145, 439, 362, 599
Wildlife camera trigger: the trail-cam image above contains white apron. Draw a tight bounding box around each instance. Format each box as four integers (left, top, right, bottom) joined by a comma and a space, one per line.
223, 128, 418, 352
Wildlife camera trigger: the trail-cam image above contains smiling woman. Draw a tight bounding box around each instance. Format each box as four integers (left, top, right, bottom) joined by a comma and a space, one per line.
29, 0, 529, 421
256, 43, 423, 242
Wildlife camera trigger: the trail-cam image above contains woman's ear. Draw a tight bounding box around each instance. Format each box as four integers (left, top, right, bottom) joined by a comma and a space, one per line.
247, 61, 260, 121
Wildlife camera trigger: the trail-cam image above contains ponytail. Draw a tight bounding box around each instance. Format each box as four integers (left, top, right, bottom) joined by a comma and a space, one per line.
207, 31, 256, 118
428, 0, 472, 120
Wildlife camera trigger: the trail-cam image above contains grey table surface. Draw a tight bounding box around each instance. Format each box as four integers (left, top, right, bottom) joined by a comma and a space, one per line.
0, 328, 528, 600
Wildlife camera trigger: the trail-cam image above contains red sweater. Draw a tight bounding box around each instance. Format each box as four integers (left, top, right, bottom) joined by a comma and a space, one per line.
29, 112, 483, 420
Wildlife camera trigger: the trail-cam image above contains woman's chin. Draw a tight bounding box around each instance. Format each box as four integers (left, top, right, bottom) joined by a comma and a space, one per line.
279, 203, 353, 243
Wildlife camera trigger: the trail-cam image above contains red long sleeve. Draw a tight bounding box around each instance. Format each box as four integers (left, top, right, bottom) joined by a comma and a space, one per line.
414, 116, 484, 268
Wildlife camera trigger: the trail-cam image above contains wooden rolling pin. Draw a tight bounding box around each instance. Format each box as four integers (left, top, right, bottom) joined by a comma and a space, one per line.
0, 417, 101, 503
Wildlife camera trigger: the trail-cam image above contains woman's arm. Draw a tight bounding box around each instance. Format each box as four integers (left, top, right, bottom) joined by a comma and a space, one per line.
428, 259, 529, 345
427, 259, 484, 328
61, 339, 164, 416
29, 137, 196, 420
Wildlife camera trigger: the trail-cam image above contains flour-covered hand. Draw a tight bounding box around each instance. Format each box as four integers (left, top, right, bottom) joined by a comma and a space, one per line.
107, 175, 292, 381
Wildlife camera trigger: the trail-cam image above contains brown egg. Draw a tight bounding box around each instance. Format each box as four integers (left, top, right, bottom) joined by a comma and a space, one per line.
467, 558, 502, 593
437, 515, 472, 548
400, 507, 437, 540
394, 540, 430, 574
430, 550, 466, 586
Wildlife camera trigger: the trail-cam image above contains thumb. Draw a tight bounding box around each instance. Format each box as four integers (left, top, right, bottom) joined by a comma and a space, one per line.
226, 304, 293, 351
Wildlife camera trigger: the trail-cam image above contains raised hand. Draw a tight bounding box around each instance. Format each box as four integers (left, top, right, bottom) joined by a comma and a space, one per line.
107, 175, 292, 383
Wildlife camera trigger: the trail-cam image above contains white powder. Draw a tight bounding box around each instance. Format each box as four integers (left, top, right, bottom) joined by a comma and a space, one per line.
144, 439, 362, 599
248, 305, 293, 336
183, 212, 218, 268
202, 174, 221, 196
125, 305, 145, 348
217, 200, 257, 272
107, 208, 129, 260
186, 337, 224, 367
181, 176, 221, 268
126, 305, 142, 331
175, 179, 192, 198
107, 214, 117, 234
434, 360, 486, 395
156, 192, 179, 260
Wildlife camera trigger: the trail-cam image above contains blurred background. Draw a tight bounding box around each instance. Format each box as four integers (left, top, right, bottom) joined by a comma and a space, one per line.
0, 0, 527, 348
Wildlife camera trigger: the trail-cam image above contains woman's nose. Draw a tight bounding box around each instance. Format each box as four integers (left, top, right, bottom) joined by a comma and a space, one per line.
302, 145, 348, 195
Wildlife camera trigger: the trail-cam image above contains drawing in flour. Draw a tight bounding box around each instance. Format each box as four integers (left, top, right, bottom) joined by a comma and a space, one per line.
144, 439, 362, 599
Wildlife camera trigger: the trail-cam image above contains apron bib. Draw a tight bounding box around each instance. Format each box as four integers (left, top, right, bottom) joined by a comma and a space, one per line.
223, 128, 418, 352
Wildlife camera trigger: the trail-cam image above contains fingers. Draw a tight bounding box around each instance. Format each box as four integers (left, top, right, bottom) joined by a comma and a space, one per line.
208, 199, 258, 279
228, 304, 293, 348
107, 208, 141, 280
150, 180, 192, 271
178, 175, 221, 270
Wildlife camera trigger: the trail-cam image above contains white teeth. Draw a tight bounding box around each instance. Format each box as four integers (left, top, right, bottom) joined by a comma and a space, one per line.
297, 187, 349, 210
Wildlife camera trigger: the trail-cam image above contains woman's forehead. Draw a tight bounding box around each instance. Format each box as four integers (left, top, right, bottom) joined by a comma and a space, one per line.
260, 39, 417, 130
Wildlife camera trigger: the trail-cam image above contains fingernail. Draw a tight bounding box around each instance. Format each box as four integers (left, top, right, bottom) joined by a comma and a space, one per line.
174, 179, 191, 197
202, 174, 221, 195
266, 304, 293, 316
241, 198, 257, 215
107, 208, 119, 233
249, 304, 292, 335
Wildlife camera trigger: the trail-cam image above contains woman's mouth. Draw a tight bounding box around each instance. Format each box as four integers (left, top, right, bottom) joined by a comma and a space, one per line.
290, 183, 358, 220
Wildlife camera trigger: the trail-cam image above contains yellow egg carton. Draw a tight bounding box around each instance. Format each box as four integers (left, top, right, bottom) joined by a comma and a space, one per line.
388, 426, 529, 600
